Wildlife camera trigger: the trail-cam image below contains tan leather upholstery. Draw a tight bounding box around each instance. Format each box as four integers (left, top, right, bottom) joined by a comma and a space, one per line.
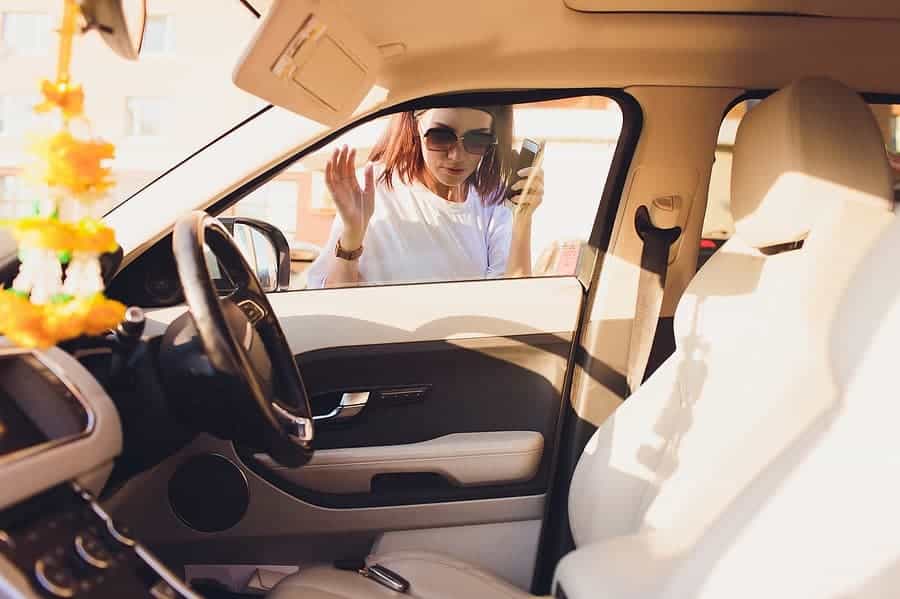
269, 77, 895, 599
257, 431, 544, 494
731, 77, 894, 249
642, 212, 900, 596
268, 552, 539, 599
556, 77, 894, 597
567, 77, 893, 548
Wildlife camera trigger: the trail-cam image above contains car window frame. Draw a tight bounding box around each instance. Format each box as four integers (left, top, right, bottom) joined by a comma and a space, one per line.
205, 88, 643, 293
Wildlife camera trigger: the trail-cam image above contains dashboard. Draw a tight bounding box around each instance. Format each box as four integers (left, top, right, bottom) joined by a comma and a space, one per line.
0, 344, 198, 599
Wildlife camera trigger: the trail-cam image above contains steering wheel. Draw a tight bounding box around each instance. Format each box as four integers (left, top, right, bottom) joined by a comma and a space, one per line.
170, 211, 313, 467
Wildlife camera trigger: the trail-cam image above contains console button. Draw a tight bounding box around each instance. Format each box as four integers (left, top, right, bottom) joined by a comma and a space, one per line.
34, 557, 76, 598
150, 579, 178, 599
75, 533, 112, 569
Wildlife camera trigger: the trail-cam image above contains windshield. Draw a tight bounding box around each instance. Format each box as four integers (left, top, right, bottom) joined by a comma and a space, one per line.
0, 1, 263, 217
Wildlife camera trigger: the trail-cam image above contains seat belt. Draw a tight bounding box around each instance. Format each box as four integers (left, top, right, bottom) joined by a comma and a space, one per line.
625, 202, 683, 394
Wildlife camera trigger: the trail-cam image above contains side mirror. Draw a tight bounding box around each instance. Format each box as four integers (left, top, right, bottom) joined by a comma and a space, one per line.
81, 0, 147, 61
220, 217, 292, 292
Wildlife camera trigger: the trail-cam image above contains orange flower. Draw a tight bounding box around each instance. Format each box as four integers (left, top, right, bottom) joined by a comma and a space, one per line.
30, 131, 115, 198
0, 291, 125, 349
1, 217, 118, 253
0, 292, 54, 348
72, 218, 118, 253
35, 79, 84, 120
78, 294, 127, 335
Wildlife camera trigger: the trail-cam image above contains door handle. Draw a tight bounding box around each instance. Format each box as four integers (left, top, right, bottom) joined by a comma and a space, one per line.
313, 391, 370, 423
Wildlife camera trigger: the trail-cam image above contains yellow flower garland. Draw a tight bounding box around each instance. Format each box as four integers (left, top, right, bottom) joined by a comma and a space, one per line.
35, 79, 85, 121
29, 131, 116, 199
0, 292, 125, 349
0, 0, 125, 349
4, 218, 118, 254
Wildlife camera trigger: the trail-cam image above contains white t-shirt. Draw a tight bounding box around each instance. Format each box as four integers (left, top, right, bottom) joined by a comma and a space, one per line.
306, 172, 513, 288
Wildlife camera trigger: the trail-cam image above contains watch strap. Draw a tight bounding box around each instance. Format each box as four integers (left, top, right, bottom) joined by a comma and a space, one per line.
335, 237, 363, 261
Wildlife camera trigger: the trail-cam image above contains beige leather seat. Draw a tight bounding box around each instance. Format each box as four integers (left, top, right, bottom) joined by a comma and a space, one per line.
269, 77, 895, 599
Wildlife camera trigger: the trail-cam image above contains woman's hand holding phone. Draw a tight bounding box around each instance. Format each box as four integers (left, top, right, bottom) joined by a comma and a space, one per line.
507, 139, 545, 222
507, 164, 544, 220
503, 143, 546, 278
325, 145, 375, 251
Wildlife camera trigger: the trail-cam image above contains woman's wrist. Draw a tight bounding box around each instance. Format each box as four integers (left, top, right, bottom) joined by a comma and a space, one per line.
339, 228, 366, 251
511, 213, 533, 231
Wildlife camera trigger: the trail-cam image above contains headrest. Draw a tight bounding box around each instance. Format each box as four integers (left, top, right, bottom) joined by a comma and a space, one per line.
731, 78, 894, 249
831, 214, 900, 390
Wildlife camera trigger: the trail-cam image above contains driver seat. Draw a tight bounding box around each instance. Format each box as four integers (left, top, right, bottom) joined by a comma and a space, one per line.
269, 77, 895, 599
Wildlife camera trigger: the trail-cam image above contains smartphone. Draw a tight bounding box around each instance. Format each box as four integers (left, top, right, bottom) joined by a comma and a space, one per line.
506, 138, 546, 200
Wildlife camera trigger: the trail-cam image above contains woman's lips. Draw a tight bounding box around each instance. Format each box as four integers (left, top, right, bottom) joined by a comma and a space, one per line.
443, 166, 465, 175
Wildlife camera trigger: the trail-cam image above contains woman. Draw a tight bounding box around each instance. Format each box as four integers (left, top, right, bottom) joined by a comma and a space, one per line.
305, 105, 544, 288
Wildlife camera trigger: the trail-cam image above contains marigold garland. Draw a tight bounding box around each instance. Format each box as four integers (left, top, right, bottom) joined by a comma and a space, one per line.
0, 0, 125, 348
35, 79, 85, 120
29, 131, 116, 199
0, 291, 125, 349
4, 218, 118, 254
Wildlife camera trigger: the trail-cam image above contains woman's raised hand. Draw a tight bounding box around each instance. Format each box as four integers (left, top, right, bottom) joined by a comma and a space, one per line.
325, 145, 375, 250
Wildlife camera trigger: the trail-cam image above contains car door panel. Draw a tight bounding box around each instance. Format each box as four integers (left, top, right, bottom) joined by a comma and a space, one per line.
108, 433, 546, 579
133, 273, 582, 584
254, 430, 544, 494
201, 277, 578, 507
238, 327, 570, 507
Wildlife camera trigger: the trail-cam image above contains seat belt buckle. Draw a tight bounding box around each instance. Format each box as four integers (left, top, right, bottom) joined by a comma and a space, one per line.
360, 563, 410, 593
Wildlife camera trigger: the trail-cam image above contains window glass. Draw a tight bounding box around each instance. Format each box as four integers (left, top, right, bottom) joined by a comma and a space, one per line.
140, 14, 175, 57
0, 1, 265, 218
228, 96, 624, 290
0, 95, 41, 137
700, 98, 900, 270
1, 12, 50, 56
125, 97, 168, 137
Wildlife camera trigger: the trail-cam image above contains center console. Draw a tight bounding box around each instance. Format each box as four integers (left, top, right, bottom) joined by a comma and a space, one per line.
0, 345, 199, 598
0, 484, 197, 598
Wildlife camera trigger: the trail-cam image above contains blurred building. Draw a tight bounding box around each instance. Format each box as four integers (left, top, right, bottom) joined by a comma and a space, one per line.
0, 1, 262, 217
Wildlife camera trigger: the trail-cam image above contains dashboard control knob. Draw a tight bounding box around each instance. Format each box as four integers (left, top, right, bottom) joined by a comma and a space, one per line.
75, 533, 112, 569
34, 557, 76, 597
150, 579, 179, 599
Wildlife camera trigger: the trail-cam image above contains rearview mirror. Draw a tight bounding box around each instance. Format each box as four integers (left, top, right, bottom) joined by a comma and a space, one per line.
81, 0, 147, 60
221, 217, 292, 293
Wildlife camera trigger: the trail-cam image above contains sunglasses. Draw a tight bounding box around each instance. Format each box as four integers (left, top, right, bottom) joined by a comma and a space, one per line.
421, 127, 497, 156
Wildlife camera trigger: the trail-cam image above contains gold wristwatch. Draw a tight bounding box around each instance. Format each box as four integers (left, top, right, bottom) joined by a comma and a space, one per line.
335, 237, 363, 261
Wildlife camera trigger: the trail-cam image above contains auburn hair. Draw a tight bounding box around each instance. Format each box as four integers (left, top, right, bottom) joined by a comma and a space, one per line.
368, 106, 515, 205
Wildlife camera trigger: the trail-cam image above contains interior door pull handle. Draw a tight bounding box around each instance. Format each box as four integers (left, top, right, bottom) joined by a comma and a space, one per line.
313, 391, 370, 422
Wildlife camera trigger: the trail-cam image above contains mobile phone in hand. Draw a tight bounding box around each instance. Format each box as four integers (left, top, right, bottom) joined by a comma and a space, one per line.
506, 138, 546, 200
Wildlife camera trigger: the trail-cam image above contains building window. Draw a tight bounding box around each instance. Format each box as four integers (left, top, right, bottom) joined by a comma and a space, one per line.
1, 12, 51, 56
125, 97, 167, 137
140, 14, 175, 56
0, 95, 40, 137
0, 175, 33, 219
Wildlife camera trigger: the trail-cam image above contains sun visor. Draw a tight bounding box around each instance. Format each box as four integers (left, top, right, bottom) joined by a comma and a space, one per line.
562, 0, 900, 19
233, 0, 381, 126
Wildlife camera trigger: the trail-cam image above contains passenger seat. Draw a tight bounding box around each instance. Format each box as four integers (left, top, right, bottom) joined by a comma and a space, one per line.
269, 78, 895, 599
